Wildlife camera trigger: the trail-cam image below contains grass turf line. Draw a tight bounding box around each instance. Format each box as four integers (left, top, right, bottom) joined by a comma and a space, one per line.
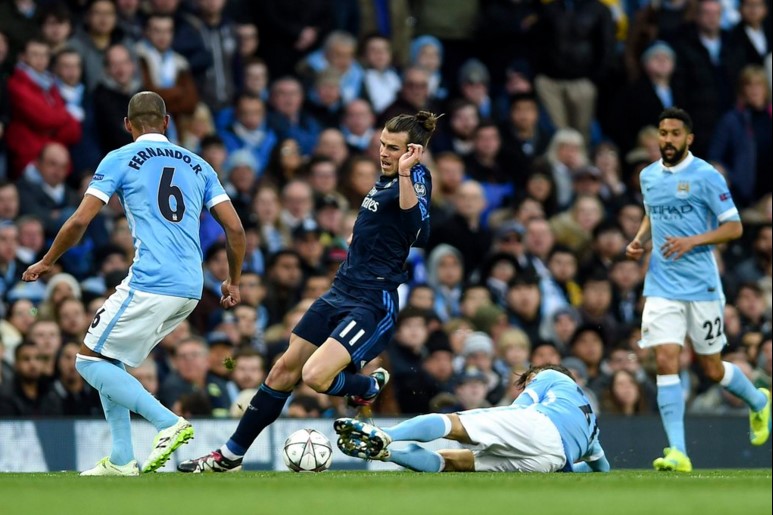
0, 470, 770, 515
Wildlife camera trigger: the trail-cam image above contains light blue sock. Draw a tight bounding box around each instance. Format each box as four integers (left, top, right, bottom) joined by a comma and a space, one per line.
99, 390, 134, 466
656, 375, 686, 454
384, 414, 452, 442
720, 362, 767, 411
76, 356, 178, 431
386, 443, 444, 472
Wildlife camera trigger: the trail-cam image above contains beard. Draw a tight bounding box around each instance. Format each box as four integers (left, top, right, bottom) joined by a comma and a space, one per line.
660, 142, 688, 166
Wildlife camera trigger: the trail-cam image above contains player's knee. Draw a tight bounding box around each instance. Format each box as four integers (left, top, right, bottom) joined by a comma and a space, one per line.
702, 362, 725, 383
301, 363, 332, 393
654, 350, 680, 375
265, 357, 301, 390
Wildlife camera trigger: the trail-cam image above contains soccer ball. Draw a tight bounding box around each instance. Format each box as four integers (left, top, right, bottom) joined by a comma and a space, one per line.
282, 429, 333, 472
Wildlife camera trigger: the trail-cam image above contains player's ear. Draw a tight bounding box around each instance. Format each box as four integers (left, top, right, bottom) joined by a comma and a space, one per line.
163, 114, 170, 133
123, 117, 132, 134
686, 133, 694, 147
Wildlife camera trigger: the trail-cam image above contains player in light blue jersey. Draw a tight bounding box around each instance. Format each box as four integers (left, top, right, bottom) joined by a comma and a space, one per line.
334, 365, 610, 473
22, 92, 246, 476
626, 107, 771, 472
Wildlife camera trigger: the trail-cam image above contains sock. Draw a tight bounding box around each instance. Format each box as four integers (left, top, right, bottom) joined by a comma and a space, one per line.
656, 375, 686, 454
227, 383, 291, 456
720, 362, 767, 411
387, 443, 444, 472
76, 356, 178, 431
99, 388, 134, 466
573, 456, 610, 473
324, 372, 376, 397
384, 414, 452, 442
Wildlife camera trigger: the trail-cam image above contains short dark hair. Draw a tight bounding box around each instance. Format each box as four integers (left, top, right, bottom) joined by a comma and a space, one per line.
461, 283, 493, 303
200, 134, 225, 150
658, 107, 693, 133
509, 92, 538, 108
14, 340, 38, 362
204, 242, 227, 263
37, 1, 72, 24
127, 91, 166, 130
52, 47, 80, 67
396, 306, 430, 326
384, 111, 441, 147
266, 249, 301, 269
548, 244, 575, 260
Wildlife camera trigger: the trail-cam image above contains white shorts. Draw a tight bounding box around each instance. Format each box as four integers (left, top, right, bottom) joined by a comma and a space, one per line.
640, 296, 726, 355
458, 406, 566, 473
83, 283, 198, 367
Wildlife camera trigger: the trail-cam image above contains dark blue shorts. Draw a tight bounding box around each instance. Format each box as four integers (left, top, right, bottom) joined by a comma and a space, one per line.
292, 283, 398, 372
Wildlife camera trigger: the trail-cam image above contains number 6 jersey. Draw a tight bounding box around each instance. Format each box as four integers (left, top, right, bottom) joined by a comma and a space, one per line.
86, 133, 228, 300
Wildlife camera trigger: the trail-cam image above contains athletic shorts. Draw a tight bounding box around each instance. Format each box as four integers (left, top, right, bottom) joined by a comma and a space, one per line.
458, 406, 566, 473
292, 283, 398, 372
83, 282, 198, 367
640, 296, 727, 355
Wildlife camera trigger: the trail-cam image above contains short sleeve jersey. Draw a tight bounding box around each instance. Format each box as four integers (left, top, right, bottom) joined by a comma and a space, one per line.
335, 163, 432, 291
86, 133, 228, 299
639, 152, 740, 301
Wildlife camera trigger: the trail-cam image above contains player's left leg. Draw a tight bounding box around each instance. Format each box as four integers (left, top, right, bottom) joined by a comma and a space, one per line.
695, 352, 770, 444
79, 366, 141, 477
98, 364, 134, 467
301, 289, 397, 404
374, 446, 471, 472
302, 337, 385, 400
689, 300, 770, 445
78, 290, 198, 473
75, 349, 192, 473
336, 413, 475, 463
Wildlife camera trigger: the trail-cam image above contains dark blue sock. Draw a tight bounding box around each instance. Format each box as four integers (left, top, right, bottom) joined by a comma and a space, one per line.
323, 372, 376, 397
227, 383, 290, 455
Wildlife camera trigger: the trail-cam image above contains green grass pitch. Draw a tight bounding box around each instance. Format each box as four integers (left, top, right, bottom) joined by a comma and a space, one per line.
0, 470, 770, 515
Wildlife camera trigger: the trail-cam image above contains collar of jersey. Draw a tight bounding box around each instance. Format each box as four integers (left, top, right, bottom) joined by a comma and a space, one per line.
136, 133, 169, 143
660, 151, 694, 174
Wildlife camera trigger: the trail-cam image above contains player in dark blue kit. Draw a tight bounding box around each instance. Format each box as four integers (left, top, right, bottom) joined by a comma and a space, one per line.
179, 111, 440, 472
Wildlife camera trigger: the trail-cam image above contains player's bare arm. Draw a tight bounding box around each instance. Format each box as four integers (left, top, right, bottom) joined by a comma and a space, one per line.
398, 143, 424, 210
626, 215, 651, 260
21, 194, 105, 282
211, 200, 247, 308
662, 220, 743, 260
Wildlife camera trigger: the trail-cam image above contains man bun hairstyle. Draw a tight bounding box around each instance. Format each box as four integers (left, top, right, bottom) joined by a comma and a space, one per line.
385, 110, 442, 147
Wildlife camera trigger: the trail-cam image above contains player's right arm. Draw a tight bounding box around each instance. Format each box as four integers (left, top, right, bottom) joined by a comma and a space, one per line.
626, 214, 651, 261
22, 195, 105, 281
210, 200, 246, 308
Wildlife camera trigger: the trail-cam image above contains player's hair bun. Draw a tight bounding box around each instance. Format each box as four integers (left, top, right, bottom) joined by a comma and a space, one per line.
416, 111, 441, 132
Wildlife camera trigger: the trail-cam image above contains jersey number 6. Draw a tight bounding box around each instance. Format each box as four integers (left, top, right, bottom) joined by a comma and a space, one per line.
158, 167, 186, 222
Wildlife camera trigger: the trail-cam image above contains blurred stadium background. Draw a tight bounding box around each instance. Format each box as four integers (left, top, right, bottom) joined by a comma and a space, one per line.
0, 0, 771, 474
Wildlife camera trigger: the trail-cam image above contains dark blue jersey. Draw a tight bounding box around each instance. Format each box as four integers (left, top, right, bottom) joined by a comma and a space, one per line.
335, 164, 431, 291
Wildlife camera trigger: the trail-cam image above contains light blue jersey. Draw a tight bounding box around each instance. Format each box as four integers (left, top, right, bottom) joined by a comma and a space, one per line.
86, 133, 228, 300
513, 370, 600, 467
640, 152, 740, 301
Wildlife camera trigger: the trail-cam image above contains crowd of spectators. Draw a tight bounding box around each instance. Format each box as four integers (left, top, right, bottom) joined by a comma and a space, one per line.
0, 0, 770, 421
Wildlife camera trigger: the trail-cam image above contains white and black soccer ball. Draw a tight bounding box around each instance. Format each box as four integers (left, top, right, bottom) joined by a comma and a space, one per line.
282, 429, 333, 472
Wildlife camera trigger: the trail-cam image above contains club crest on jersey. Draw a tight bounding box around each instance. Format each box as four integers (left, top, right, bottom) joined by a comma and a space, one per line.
414, 183, 426, 197
676, 181, 690, 199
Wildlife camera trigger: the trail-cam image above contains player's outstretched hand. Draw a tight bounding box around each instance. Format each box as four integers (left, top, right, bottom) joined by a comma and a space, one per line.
220, 279, 240, 309
661, 236, 696, 260
625, 240, 644, 260
22, 260, 52, 282
398, 143, 424, 173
